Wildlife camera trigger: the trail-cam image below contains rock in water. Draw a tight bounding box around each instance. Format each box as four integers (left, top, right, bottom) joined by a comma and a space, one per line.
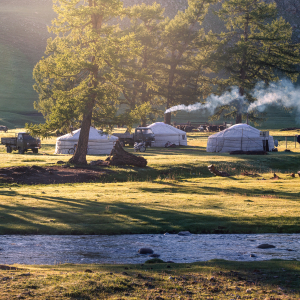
257, 244, 276, 249
138, 248, 154, 254
178, 231, 191, 236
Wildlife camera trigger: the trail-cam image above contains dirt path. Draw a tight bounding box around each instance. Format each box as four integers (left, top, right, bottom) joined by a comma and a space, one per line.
0, 165, 107, 185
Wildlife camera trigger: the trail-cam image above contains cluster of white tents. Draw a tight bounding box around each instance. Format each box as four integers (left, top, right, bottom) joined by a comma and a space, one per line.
55, 122, 187, 155
55, 122, 273, 155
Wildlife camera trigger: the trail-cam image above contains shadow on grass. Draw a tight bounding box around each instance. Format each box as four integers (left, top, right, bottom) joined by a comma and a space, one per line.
137, 181, 300, 201
0, 188, 299, 234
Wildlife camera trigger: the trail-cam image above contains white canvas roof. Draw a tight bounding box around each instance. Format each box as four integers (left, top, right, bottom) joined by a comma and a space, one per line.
57, 127, 118, 142
148, 122, 186, 135
206, 123, 274, 153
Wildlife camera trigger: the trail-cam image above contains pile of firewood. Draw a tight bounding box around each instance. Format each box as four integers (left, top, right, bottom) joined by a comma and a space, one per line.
106, 141, 147, 168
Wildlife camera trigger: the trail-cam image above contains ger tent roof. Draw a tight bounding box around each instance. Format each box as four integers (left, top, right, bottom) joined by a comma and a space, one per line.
55, 127, 118, 155
148, 122, 186, 135
147, 122, 187, 147
206, 123, 274, 153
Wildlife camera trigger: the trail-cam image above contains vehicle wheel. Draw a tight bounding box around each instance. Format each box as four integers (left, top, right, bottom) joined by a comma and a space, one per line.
139, 145, 146, 152
32, 148, 38, 154
18, 148, 24, 154
68, 148, 75, 155
6, 146, 12, 153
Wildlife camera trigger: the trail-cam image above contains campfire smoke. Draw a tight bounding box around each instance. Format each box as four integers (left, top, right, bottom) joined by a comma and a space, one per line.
164, 79, 300, 123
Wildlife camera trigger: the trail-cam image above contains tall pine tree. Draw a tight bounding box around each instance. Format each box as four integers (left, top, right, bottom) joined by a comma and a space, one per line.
29, 0, 139, 164
160, 0, 218, 125
211, 0, 300, 123
119, 3, 166, 128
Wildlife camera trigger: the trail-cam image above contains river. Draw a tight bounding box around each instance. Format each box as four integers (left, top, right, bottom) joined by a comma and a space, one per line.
0, 234, 299, 265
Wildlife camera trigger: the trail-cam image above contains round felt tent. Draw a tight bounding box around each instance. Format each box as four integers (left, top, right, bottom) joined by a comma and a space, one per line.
206, 123, 274, 153
55, 127, 118, 155
147, 122, 187, 147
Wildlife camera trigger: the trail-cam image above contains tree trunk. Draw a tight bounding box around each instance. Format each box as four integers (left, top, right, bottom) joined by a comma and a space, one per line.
69, 0, 100, 165
69, 100, 94, 165
106, 141, 147, 167
236, 14, 249, 125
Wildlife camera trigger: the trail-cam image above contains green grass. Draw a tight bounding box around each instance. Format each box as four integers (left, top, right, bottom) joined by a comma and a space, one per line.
0, 129, 300, 235
1, 260, 299, 299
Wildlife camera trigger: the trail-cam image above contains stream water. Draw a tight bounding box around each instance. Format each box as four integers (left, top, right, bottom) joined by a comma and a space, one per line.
0, 234, 299, 265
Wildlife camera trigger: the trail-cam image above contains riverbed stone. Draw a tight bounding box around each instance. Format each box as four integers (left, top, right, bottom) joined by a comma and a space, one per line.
257, 244, 276, 249
138, 248, 154, 254
149, 253, 160, 258
178, 231, 191, 236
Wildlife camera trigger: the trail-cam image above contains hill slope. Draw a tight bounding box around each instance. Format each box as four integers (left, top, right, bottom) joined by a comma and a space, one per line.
0, 0, 299, 129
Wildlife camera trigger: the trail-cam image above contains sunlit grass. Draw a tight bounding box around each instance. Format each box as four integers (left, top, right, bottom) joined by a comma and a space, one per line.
0, 260, 299, 299
0, 129, 300, 234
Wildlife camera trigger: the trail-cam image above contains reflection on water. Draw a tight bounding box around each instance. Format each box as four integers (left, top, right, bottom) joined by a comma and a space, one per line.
0, 234, 299, 265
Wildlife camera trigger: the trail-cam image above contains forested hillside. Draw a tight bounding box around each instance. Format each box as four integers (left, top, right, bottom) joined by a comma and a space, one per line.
0, 0, 299, 128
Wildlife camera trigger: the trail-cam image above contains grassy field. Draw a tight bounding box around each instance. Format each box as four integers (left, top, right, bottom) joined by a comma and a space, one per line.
1, 260, 299, 299
0, 129, 300, 235
1, 129, 300, 299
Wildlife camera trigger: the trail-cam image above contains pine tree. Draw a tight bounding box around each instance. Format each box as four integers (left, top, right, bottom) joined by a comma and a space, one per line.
211, 0, 300, 123
28, 0, 140, 164
160, 0, 218, 125
119, 3, 166, 128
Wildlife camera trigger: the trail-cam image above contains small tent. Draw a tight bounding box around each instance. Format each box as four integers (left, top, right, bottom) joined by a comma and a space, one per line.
55, 127, 118, 155
206, 123, 274, 153
147, 122, 187, 147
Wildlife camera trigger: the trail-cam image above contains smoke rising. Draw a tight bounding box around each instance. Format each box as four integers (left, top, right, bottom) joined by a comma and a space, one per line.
165, 79, 300, 123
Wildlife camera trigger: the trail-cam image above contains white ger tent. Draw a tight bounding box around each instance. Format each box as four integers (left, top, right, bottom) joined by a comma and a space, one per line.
147, 122, 187, 147
55, 127, 118, 155
206, 123, 274, 153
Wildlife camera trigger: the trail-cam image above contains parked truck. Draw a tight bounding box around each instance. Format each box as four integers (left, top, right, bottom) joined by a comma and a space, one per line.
113, 127, 155, 147
1, 132, 41, 154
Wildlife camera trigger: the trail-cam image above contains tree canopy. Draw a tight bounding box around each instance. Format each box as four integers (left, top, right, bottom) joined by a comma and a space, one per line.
211, 0, 300, 123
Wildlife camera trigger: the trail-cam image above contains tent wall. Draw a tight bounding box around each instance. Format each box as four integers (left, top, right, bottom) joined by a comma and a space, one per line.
55, 140, 116, 155
151, 133, 187, 147
206, 136, 274, 153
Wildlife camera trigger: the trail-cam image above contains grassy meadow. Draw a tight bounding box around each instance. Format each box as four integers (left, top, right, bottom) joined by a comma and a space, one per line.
1, 129, 300, 299
1, 260, 300, 299
1, 128, 300, 235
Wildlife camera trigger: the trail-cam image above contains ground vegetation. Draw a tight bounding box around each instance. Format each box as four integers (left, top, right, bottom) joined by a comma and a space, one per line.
1, 129, 300, 235
0, 260, 299, 299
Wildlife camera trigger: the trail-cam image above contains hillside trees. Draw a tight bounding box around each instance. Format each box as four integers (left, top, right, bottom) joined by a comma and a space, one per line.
211, 0, 300, 124
161, 0, 219, 125
119, 3, 166, 128
28, 0, 140, 164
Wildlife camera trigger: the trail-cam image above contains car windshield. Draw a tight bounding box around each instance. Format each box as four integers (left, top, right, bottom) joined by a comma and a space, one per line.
22, 134, 35, 139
